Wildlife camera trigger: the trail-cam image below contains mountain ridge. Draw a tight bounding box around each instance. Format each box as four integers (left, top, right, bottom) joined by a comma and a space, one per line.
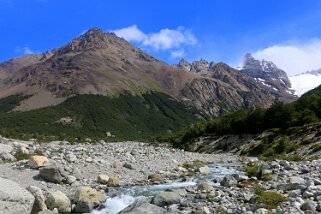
0, 28, 296, 116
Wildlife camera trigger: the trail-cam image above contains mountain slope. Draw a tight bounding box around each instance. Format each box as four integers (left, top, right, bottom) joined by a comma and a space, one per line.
170, 83, 321, 151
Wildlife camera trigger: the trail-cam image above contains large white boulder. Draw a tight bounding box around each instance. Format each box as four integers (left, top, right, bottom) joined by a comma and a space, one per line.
0, 177, 35, 214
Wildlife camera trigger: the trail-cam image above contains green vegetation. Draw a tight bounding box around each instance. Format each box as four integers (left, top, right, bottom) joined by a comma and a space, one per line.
0, 92, 201, 142
181, 160, 204, 169
254, 185, 288, 210
248, 136, 299, 159
14, 149, 44, 161
242, 164, 272, 181
0, 94, 30, 113
14, 150, 31, 161
170, 85, 321, 152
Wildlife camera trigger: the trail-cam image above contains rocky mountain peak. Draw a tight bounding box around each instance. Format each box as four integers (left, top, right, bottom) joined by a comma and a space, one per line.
54, 28, 126, 56
175, 58, 214, 73
240, 53, 294, 98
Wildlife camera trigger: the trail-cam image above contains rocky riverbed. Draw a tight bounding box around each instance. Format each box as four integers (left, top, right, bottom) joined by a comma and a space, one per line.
1, 137, 321, 213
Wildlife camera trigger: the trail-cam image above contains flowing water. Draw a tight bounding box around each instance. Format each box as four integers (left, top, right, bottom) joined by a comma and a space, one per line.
93, 163, 243, 214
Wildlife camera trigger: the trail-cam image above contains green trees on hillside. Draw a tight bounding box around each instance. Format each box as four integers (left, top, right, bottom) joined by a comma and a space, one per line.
171, 85, 321, 147
0, 92, 201, 141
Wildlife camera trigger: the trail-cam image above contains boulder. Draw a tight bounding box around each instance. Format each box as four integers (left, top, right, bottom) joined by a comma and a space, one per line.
220, 175, 237, 187
26, 186, 47, 214
107, 176, 122, 187
197, 181, 214, 192
65, 153, 77, 162
66, 175, 77, 184
0, 152, 16, 161
119, 197, 166, 214
301, 200, 317, 211
74, 186, 106, 208
39, 164, 68, 183
148, 174, 162, 183
74, 198, 94, 213
288, 176, 307, 190
37, 210, 55, 214
177, 166, 188, 173
198, 166, 211, 175
28, 156, 49, 169
255, 208, 269, 214
152, 191, 181, 207
45, 191, 71, 213
0, 177, 35, 214
0, 143, 13, 153
97, 174, 109, 184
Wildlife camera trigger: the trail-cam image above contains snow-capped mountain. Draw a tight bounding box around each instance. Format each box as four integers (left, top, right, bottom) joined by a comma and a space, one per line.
239, 53, 295, 102
290, 68, 321, 96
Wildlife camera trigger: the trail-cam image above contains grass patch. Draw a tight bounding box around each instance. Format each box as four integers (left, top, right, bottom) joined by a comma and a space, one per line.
14, 150, 31, 161
181, 160, 204, 169
14, 149, 45, 161
311, 144, 321, 153
254, 185, 288, 210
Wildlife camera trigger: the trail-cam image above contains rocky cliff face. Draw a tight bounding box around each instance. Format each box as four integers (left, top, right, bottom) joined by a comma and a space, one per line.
179, 63, 275, 115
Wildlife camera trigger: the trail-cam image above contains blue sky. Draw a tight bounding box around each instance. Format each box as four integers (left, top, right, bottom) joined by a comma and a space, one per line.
1, 0, 321, 75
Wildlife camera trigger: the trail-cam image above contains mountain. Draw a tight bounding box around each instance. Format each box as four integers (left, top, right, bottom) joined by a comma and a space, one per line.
239, 53, 296, 102
0, 28, 197, 111
289, 68, 321, 96
0, 28, 295, 116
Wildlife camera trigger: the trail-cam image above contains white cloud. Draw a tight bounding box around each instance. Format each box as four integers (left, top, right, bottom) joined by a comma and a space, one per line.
170, 49, 186, 59
113, 25, 147, 43
15, 46, 35, 55
112, 25, 197, 51
253, 39, 321, 76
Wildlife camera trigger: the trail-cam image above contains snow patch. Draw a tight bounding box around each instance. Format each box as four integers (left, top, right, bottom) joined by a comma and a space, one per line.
290, 74, 321, 96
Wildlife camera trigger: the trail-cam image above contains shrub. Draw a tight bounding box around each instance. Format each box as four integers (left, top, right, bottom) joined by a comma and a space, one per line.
256, 191, 288, 210
242, 165, 263, 179
254, 185, 265, 195
14, 150, 31, 161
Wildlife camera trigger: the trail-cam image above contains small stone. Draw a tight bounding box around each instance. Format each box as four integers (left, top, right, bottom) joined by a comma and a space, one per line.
107, 176, 122, 187
65, 153, 77, 162
86, 157, 93, 162
20, 147, 29, 154
66, 175, 77, 184
98, 174, 110, 184
123, 163, 134, 170
198, 166, 211, 175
